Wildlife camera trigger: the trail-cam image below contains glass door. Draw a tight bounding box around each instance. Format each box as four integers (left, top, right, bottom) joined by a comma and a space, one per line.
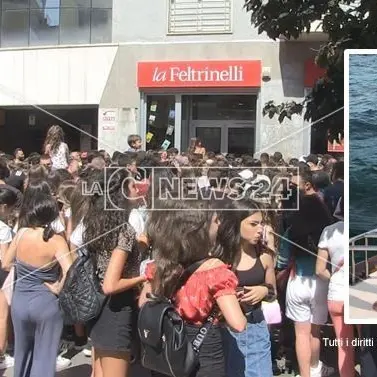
195, 127, 222, 154
227, 126, 255, 155
188, 94, 257, 154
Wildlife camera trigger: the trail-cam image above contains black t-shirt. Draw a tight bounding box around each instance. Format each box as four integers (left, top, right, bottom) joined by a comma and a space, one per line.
0, 183, 23, 209
6, 170, 26, 193
324, 180, 343, 217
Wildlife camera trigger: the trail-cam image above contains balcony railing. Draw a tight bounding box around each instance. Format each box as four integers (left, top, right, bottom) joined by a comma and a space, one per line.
349, 229, 377, 285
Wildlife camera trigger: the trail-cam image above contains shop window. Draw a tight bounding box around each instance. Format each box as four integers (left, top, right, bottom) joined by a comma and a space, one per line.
227, 127, 254, 155
145, 96, 176, 151
196, 127, 222, 154
192, 95, 257, 121
168, 0, 232, 35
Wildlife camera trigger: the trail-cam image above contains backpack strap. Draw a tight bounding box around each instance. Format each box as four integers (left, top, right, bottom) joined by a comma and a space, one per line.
191, 309, 217, 353
177, 258, 210, 290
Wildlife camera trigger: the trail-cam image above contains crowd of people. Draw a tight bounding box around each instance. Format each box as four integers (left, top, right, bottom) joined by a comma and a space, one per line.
0, 124, 349, 377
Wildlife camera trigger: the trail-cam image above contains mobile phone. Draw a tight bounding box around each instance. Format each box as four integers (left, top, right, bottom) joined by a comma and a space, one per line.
262, 226, 267, 245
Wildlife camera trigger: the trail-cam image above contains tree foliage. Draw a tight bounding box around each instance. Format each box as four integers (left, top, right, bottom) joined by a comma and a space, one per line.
245, 0, 377, 143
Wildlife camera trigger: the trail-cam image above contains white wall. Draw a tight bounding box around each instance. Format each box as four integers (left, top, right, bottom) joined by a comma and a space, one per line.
0, 45, 118, 106
112, 0, 269, 43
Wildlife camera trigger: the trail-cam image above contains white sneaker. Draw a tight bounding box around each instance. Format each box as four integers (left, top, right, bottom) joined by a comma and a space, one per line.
56, 355, 72, 371
83, 347, 92, 357
0, 354, 14, 369
310, 361, 322, 377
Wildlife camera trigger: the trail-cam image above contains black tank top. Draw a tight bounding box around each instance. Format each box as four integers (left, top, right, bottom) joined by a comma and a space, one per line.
236, 257, 266, 323
236, 257, 265, 287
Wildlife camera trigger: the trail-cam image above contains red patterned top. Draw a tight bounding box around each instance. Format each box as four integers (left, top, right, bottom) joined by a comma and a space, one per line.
145, 263, 238, 325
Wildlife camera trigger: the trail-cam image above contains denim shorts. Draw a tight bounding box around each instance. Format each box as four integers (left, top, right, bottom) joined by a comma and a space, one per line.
222, 320, 272, 377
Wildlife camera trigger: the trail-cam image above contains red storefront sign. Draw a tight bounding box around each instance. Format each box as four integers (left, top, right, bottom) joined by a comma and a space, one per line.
137, 60, 262, 88
304, 59, 326, 87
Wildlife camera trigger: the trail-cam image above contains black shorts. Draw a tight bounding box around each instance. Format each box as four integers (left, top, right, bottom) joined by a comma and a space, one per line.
88, 290, 136, 353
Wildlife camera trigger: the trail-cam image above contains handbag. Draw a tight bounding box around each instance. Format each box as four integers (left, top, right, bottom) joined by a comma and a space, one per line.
59, 247, 106, 323
138, 259, 216, 377
261, 300, 282, 325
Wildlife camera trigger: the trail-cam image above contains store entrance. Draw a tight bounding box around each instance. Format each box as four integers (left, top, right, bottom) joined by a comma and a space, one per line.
142, 93, 258, 154
185, 95, 256, 155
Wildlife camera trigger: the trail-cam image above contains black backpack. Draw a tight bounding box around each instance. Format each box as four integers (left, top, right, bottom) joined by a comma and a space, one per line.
59, 248, 106, 323
138, 260, 216, 377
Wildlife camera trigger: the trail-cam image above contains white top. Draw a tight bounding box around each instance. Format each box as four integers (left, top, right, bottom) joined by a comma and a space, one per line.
197, 175, 210, 189
0, 220, 12, 245
318, 221, 344, 301
64, 207, 72, 219
129, 208, 145, 237
14, 217, 65, 235
50, 142, 69, 170
51, 217, 65, 234
70, 220, 85, 248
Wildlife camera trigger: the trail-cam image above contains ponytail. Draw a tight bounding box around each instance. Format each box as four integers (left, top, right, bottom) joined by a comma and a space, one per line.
43, 223, 55, 242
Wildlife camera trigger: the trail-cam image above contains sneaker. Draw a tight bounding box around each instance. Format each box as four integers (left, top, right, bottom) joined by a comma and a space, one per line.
0, 354, 14, 369
310, 361, 336, 377
320, 363, 336, 377
272, 360, 282, 376
56, 355, 72, 371
83, 345, 92, 357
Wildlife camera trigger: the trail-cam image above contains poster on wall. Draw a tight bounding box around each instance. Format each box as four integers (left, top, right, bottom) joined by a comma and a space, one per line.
148, 114, 156, 126
166, 125, 174, 136
168, 110, 175, 120
161, 139, 171, 150
101, 109, 117, 131
146, 132, 154, 143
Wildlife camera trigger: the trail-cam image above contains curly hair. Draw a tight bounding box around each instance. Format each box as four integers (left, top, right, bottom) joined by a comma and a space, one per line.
83, 168, 133, 254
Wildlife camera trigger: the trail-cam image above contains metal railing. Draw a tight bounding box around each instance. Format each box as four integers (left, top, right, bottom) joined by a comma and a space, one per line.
349, 229, 377, 285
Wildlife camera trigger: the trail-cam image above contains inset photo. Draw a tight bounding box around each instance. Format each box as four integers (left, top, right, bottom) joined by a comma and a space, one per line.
346, 50, 377, 323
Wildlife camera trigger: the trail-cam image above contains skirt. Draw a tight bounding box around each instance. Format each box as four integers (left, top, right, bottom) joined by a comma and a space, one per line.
88, 290, 136, 353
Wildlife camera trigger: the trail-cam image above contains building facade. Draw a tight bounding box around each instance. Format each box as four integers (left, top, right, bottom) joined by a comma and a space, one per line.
0, 0, 326, 158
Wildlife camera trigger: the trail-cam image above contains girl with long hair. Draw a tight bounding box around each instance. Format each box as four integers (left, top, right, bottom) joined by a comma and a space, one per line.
316, 198, 354, 377
188, 138, 206, 157
222, 198, 276, 377
3, 192, 73, 377
139, 197, 247, 377
43, 125, 69, 170
83, 167, 146, 377
0, 188, 18, 369
57, 180, 76, 242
